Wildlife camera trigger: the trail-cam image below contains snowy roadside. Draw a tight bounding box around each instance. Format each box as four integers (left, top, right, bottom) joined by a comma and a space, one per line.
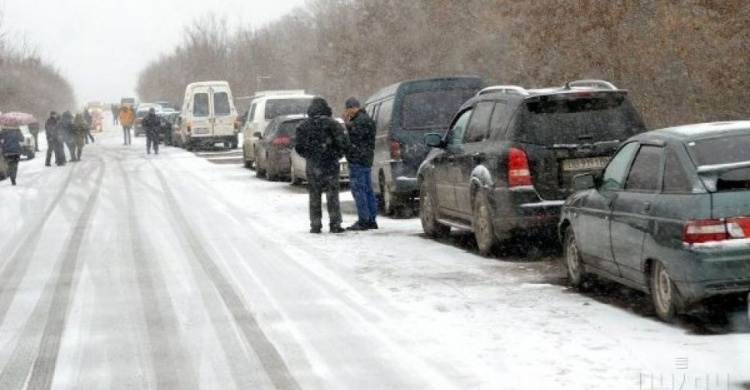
157, 143, 750, 390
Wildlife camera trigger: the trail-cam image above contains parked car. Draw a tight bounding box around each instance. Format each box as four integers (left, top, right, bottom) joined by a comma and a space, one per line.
170, 115, 186, 148
157, 112, 179, 145
254, 115, 306, 180
179, 81, 239, 150
290, 118, 350, 185
18, 124, 37, 159
418, 80, 646, 256
242, 90, 314, 169
364, 76, 485, 216
559, 121, 750, 322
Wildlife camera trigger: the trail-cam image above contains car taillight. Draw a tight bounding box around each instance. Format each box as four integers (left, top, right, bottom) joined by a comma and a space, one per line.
389, 140, 402, 161
683, 217, 750, 244
272, 136, 290, 146
507, 147, 532, 187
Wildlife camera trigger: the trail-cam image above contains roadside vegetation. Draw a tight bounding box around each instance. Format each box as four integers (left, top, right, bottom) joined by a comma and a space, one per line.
137, 1, 748, 128
0, 14, 76, 118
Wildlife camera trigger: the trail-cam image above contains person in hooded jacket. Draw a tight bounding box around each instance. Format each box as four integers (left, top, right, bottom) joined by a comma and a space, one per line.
73, 114, 88, 161
44, 111, 65, 167
294, 97, 350, 234
142, 107, 161, 155
61, 111, 78, 162
0, 127, 24, 185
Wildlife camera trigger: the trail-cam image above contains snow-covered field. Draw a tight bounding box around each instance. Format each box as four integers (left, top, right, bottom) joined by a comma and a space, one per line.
0, 120, 748, 389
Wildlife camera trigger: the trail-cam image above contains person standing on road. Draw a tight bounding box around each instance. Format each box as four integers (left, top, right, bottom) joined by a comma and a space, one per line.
111, 104, 120, 126
342, 97, 378, 231
73, 114, 88, 161
142, 107, 161, 155
44, 112, 65, 167
295, 97, 350, 234
0, 127, 24, 186
82, 108, 95, 144
119, 106, 134, 146
61, 111, 77, 162
28, 122, 41, 152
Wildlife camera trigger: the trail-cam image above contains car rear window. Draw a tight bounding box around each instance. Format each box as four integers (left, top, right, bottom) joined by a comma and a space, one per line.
690, 133, 750, 191
193, 93, 210, 117
401, 89, 478, 130
521, 93, 643, 146
279, 120, 303, 137
265, 99, 312, 120
213, 92, 231, 116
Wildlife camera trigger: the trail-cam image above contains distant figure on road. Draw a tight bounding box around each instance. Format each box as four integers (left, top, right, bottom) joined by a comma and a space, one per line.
28, 122, 41, 152
119, 106, 134, 146
142, 107, 161, 155
73, 114, 88, 161
61, 111, 78, 162
44, 112, 65, 167
342, 97, 378, 231
82, 108, 95, 144
0, 127, 24, 186
111, 104, 120, 126
294, 97, 350, 234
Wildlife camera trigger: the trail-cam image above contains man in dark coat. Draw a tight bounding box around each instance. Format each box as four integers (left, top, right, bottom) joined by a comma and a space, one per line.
142, 107, 161, 155
44, 112, 65, 167
294, 97, 350, 234
342, 97, 378, 231
29, 122, 41, 152
82, 109, 95, 144
0, 127, 24, 186
60, 111, 78, 162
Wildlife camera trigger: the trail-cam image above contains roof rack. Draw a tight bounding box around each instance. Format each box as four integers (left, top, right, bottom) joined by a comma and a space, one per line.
477, 85, 529, 96
564, 79, 618, 91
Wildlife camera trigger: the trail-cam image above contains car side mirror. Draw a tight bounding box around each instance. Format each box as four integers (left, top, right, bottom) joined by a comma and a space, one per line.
253, 132, 263, 139
423, 133, 444, 148
573, 173, 596, 191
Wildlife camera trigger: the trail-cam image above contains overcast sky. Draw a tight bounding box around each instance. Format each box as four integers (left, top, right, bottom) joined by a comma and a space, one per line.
1, 0, 306, 105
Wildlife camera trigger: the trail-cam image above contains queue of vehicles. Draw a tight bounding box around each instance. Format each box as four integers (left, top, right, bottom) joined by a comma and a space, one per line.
136, 77, 749, 323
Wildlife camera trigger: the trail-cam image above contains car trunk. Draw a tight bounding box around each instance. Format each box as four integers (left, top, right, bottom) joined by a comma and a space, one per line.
516, 92, 645, 200
690, 132, 750, 218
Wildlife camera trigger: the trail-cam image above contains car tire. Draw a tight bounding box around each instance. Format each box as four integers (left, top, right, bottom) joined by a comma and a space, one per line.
256, 152, 266, 178
381, 180, 405, 217
563, 226, 590, 288
420, 179, 450, 238
473, 193, 499, 257
650, 261, 678, 322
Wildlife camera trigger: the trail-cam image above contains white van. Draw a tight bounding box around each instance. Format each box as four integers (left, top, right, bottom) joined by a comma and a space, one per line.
180, 81, 238, 150
242, 90, 314, 168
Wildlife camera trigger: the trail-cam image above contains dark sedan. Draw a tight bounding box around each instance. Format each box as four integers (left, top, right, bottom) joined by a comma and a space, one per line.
254, 115, 306, 181
559, 121, 750, 322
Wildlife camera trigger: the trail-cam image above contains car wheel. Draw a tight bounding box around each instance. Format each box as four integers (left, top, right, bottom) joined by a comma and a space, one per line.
256, 152, 266, 177
382, 183, 405, 217
563, 226, 589, 288
473, 193, 498, 257
420, 179, 450, 238
650, 261, 678, 322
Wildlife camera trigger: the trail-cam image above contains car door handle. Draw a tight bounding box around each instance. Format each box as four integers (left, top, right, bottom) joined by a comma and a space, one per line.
642, 202, 652, 214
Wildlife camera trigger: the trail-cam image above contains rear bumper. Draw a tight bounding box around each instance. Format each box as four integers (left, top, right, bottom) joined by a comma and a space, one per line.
386, 161, 419, 196
673, 241, 750, 304
490, 186, 564, 235
188, 134, 237, 144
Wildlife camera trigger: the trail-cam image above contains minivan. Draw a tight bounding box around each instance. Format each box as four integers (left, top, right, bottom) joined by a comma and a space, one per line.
180, 81, 239, 150
364, 77, 484, 216
242, 90, 314, 169
419, 80, 647, 256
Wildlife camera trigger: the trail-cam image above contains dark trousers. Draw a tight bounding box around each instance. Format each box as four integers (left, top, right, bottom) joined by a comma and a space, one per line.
5, 154, 20, 183
146, 133, 159, 154
123, 125, 131, 145
85, 130, 95, 144
45, 139, 66, 165
308, 165, 342, 229
32, 132, 40, 151
66, 140, 77, 161
75, 138, 85, 160
349, 164, 378, 223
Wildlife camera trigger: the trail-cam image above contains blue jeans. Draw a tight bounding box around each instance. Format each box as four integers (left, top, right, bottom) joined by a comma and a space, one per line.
349, 164, 378, 223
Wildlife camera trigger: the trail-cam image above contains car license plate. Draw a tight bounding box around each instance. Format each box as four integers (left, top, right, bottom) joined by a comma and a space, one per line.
195, 128, 210, 135
562, 157, 610, 171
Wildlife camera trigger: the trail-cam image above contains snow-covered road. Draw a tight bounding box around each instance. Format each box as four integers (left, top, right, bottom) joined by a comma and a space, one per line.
0, 126, 748, 390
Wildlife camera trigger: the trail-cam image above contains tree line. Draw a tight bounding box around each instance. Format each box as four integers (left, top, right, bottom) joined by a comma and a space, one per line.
137, 1, 748, 128
0, 14, 76, 120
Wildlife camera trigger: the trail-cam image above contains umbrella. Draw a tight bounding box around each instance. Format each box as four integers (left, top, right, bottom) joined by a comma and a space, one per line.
0, 112, 38, 128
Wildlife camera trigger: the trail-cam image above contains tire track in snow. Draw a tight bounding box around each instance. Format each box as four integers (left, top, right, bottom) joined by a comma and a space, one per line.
152, 167, 302, 390
117, 160, 199, 390
0, 163, 85, 326
0, 158, 104, 390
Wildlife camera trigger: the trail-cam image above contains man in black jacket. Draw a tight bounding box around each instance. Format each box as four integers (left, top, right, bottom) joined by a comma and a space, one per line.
44, 112, 65, 167
342, 97, 378, 231
295, 97, 350, 234
142, 108, 161, 155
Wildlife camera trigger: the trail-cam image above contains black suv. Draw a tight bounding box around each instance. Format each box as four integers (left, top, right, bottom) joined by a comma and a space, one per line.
418, 80, 647, 255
